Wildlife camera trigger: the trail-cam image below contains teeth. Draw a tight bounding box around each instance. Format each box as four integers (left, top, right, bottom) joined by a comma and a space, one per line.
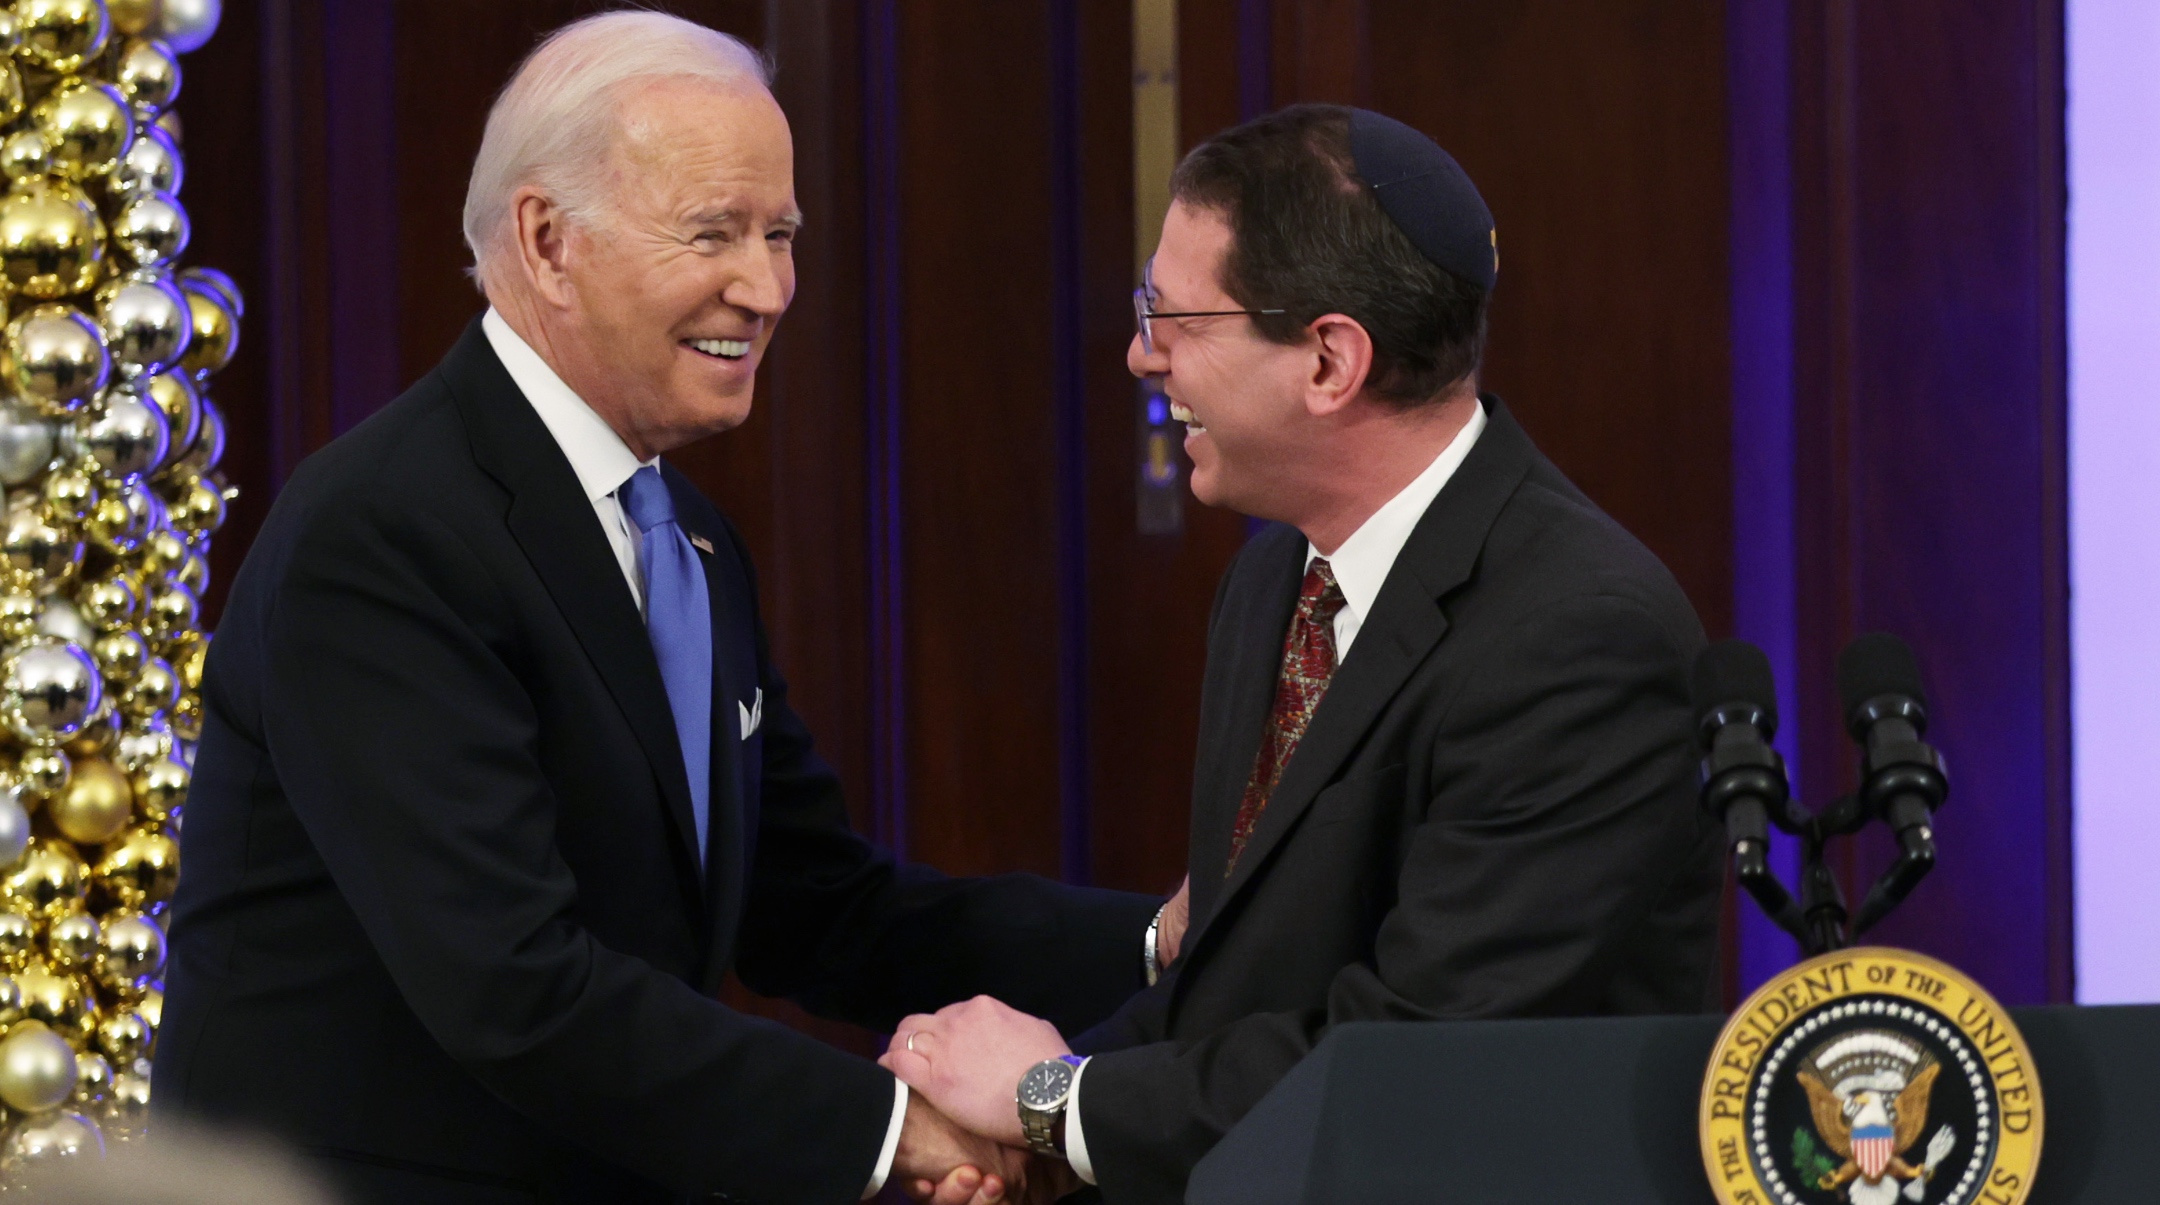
690, 338, 752, 359
1169, 401, 1194, 422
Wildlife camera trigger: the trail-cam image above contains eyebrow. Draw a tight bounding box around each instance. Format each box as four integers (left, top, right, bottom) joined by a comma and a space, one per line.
684, 206, 805, 231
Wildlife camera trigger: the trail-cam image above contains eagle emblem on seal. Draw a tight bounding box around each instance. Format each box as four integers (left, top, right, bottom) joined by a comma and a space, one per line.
1795, 1030, 1958, 1204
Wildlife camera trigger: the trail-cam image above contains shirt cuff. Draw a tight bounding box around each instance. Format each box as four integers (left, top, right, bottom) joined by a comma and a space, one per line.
863, 1078, 909, 1199
1064, 1057, 1097, 1185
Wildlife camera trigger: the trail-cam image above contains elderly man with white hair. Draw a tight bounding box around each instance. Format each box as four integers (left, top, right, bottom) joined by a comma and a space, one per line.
155, 13, 1168, 1204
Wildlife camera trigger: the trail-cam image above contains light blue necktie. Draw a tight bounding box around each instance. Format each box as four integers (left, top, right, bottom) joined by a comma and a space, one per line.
620, 466, 711, 868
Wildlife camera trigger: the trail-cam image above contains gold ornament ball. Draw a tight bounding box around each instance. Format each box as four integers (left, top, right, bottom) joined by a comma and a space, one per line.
7, 305, 113, 411
0, 128, 54, 182
114, 37, 183, 115
39, 462, 97, 524
93, 825, 177, 909
166, 628, 206, 690
116, 655, 177, 720
73, 386, 173, 480
31, 78, 135, 182
101, 1070, 148, 1141
16, 959, 96, 1044
0, 841, 86, 921
3, 1108, 105, 1170
0, 1020, 78, 1114
94, 1008, 149, 1065
74, 575, 137, 633
0, 504, 84, 595
179, 280, 238, 376
61, 709, 117, 760
112, 121, 182, 196
110, 0, 162, 36
83, 493, 143, 558
142, 577, 198, 641
165, 473, 223, 539
0, 973, 21, 1027
178, 397, 224, 473
143, 370, 200, 459
91, 629, 149, 684
0, 592, 38, 645
15, 748, 71, 799
0, 395, 59, 487
169, 689, 200, 741
0, 787, 28, 869
0, 10, 20, 54
1, 639, 101, 744
139, 523, 190, 577
70, 1049, 111, 1108
96, 272, 194, 380
0, 914, 34, 972
44, 909, 97, 970
181, 265, 242, 317
0, 60, 24, 129
134, 983, 160, 1033
0, 183, 106, 301
110, 717, 172, 771
111, 188, 190, 268
92, 910, 162, 994
15, 0, 112, 73
50, 756, 130, 845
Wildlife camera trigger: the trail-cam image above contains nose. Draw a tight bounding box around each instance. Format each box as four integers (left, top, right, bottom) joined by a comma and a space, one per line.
722, 245, 791, 320
1127, 331, 1167, 379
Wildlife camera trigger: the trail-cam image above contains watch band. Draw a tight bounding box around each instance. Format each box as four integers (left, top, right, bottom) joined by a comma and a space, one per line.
1143, 906, 1163, 986
1017, 1055, 1086, 1158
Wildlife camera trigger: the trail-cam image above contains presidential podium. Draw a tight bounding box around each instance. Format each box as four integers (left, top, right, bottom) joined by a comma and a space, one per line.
1185, 1006, 2160, 1204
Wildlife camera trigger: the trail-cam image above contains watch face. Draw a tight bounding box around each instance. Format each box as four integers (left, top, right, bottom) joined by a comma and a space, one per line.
1017, 1060, 1074, 1110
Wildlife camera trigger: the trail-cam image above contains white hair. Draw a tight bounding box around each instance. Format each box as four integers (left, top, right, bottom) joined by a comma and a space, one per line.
462, 10, 772, 288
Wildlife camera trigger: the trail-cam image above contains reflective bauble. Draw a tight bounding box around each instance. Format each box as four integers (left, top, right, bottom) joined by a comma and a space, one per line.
114, 38, 183, 115
110, 717, 171, 770
3, 1109, 105, 1173
0, 503, 83, 593
73, 388, 170, 479
7, 307, 111, 411
0, 789, 28, 868
33, 595, 93, 646
0, 843, 85, 920
91, 628, 148, 682
0, 591, 37, 644
0, 973, 20, 1026
15, 749, 69, 798
0, 640, 100, 742
181, 265, 239, 316
49, 756, 129, 845
96, 273, 192, 379
94, 1008, 148, 1065
142, 370, 198, 458
16, 959, 94, 1043
174, 546, 207, 595
155, 0, 219, 54
92, 910, 162, 993
157, 108, 180, 141
0, 184, 105, 301
0, 61, 23, 129
0, 1020, 77, 1113
165, 472, 221, 537
0, 398, 57, 487
112, 122, 181, 197
139, 525, 186, 577
111, 189, 188, 268
178, 279, 235, 376
165, 628, 205, 689
101, 1071, 147, 1140
0, 10, 19, 54
0, 914, 33, 971
70, 1050, 111, 1108
31, 79, 134, 182
169, 689, 199, 741
14, 0, 112, 74
93, 826, 176, 908
39, 463, 95, 523
73, 575, 136, 631
45, 909, 97, 969
128, 756, 184, 824
177, 395, 222, 471
134, 983, 160, 1032
116, 655, 176, 719
82, 492, 144, 558
0, 128, 53, 182
141, 578, 196, 643
110, 0, 161, 36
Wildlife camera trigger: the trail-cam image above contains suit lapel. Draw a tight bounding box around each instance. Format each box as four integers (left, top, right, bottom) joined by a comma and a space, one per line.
1175, 397, 1538, 988
440, 320, 705, 887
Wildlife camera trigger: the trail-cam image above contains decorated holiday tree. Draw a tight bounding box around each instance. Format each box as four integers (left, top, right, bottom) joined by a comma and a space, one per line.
0, 0, 235, 1178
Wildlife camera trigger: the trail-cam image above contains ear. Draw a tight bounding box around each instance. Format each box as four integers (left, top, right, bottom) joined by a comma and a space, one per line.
1303, 313, 1376, 418
511, 187, 577, 310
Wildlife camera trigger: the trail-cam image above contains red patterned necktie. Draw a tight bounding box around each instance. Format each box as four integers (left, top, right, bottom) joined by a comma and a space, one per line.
1227, 558, 1346, 873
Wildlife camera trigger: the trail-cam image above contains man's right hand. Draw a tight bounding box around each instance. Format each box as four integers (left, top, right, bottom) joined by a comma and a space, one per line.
894, 1093, 1026, 1205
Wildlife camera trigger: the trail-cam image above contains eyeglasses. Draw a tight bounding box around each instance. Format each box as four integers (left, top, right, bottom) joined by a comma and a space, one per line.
1132, 258, 1286, 354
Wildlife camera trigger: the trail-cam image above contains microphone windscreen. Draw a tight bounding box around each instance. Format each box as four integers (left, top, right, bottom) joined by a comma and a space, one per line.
1691, 640, 1778, 732
1837, 632, 1927, 718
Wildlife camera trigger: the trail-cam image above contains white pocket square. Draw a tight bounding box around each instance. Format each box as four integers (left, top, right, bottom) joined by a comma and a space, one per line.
738, 688, 763, 739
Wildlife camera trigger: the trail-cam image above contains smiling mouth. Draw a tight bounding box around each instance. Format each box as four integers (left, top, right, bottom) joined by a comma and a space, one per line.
1169, 400, 1206, 432
685, 338, 753, 361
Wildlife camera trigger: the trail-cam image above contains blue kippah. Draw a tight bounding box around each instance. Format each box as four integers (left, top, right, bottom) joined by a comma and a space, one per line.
1348, 109, 1497, 292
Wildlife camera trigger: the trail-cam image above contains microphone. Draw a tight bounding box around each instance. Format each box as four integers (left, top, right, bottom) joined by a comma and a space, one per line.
1837, 633, 1949, 933
1691, 641, 1807, 942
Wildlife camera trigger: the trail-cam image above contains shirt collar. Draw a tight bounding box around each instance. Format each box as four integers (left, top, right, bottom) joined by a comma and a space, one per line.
481, 307, 654, 503
1307, 399, 1488, 623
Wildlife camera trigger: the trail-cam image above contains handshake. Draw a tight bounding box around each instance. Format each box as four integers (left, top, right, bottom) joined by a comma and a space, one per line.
883, 880, 1191, 1204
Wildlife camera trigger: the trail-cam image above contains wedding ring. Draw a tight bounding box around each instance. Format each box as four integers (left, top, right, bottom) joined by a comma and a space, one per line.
905, 1031, 918, 1052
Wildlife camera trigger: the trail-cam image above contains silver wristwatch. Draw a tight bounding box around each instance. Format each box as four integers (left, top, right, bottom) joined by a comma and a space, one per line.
1016, 1055, 1085, 1157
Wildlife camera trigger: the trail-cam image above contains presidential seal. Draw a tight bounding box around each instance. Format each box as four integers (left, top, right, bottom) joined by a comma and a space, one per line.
1700, 948, 2042, 1205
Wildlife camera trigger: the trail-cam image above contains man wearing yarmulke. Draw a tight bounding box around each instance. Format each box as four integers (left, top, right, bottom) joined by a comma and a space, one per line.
880, 105, 1723, 1204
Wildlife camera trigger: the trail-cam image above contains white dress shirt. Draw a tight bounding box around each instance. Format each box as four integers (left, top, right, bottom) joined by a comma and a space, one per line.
1065, 399, 1487, 1185
480, 309, 910, 1198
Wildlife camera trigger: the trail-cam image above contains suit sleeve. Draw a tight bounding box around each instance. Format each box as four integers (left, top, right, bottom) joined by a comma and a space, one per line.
258, 499, 893, 1205
1073, 588, 1714, 1204
716, 518, 1163, 1038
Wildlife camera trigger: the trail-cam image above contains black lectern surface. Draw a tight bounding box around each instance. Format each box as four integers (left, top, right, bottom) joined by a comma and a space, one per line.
1185, 1005, 2159, 1205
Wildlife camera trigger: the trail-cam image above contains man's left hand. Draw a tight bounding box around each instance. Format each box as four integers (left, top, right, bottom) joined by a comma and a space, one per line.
881, 996, 1070, 1149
